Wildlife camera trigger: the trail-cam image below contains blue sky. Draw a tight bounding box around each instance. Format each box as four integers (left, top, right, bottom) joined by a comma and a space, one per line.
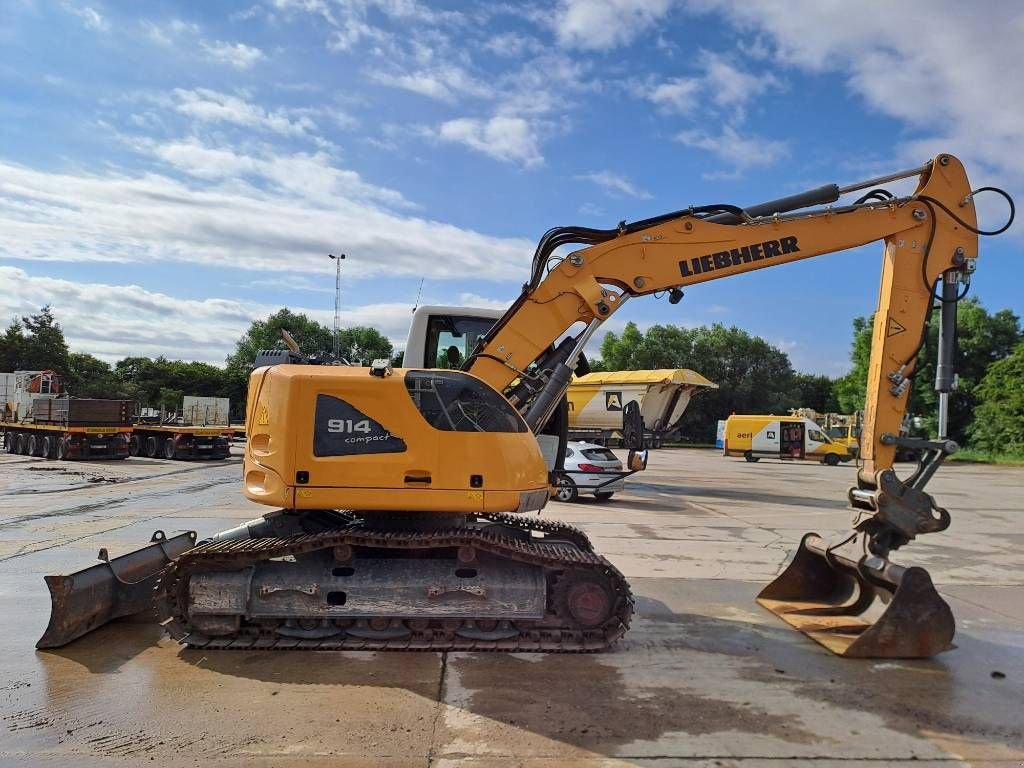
1, 0, 1020, 374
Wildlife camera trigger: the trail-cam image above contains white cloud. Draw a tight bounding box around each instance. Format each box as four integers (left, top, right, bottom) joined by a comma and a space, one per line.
675, 126, 788, 176
484, 32, 540, 58
648, 77, 700, 114
370, 65, 491, 103
577, 171, 652, 199
553, 0, 674, 50
0, 152, 534, 282
437, 116, 544, 168
700, 51, 782, 112
64, 3, 109, 32
695, 1, 1024, 201
578, 202, 606, 217
171, 88, 316, 137
455, 293, 511, 311
646, 52, 781, 116
142, 18, 199, 46
200, 40, 267, 70
0, 266, 419, 363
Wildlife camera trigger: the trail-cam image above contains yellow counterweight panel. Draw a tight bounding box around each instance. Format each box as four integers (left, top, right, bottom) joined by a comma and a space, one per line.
243, 365, 549, 513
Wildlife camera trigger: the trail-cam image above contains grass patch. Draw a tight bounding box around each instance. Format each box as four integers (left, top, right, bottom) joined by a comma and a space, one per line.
949, 448, 1024, 466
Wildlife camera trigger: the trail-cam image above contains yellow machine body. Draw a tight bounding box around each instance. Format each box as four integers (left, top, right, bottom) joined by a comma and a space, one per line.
243, 365, 550, 514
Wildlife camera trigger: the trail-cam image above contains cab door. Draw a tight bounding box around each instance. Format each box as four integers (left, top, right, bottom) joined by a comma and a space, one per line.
779, 420, 805, 459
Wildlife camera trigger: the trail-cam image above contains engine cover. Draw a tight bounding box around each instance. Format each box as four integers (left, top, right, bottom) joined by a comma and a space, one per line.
243, 365, 549, 514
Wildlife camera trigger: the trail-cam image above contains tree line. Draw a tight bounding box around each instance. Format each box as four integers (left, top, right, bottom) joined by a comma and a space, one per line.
1, 307, 392, 419
3, 301, 1021, 455
596, 297, 1023, 455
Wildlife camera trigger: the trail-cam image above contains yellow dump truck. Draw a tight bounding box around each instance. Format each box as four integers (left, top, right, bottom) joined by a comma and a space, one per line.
723, 414, 852, 466
567, 369, 717, 448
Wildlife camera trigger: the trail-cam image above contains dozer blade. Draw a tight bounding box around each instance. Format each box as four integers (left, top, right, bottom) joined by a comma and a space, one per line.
757, 532, 954, 658
37, 530, 197, 649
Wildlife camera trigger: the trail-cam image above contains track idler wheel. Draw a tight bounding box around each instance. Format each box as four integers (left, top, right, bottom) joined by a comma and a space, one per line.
554, 571, 615, 629
757, 532, 955, 658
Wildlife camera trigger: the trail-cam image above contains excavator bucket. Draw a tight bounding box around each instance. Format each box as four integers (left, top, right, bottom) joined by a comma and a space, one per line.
757, 533, 954, 658
37, 529, 197, 649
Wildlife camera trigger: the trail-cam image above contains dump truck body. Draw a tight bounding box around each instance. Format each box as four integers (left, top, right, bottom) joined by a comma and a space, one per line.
567, 369, 717, 447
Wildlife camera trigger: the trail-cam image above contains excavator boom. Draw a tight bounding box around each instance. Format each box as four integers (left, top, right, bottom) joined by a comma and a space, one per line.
37, 153, 1009, 659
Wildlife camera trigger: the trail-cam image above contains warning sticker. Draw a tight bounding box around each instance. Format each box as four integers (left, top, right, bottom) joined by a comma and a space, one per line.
887, 318, 907, 337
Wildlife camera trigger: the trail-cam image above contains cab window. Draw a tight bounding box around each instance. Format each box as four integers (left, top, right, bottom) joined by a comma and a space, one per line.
424, 315, 496, 370
405, 370, 527, 433
808, 429, 830, 444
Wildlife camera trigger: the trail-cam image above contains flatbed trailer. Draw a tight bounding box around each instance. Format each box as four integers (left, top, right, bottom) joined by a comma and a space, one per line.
130, 425, 233, 460
0, 421, 131, 460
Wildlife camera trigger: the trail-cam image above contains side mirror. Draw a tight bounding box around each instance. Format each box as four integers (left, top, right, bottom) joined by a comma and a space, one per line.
627, 448, 648, 472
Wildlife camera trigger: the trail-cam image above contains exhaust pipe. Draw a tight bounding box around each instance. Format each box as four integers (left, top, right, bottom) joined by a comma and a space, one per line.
37, 529, 197, 649
757, 532, 954, 658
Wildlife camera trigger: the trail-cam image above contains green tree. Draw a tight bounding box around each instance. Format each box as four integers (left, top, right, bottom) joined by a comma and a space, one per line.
114, 357, 230, 409
597, 322, 797, 441
0, 320, 26, 371
909, 299, 1020, 440
224, 308, 333, 400
157, 386, 185, 412
835, 299, 1021, 443
20, 307, 69, 374
834, 316, 873, 413
791, 372, 840, 413
969, 341, 1024, 454
65, 353, 120, 398
338, 326, 392, 365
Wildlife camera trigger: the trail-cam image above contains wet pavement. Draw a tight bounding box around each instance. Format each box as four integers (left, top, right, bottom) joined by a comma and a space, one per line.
0, 448, 1021, 767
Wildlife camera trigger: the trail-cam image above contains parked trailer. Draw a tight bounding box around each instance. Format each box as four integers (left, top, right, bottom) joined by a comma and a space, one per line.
130, 425, 233, 460
567, 369, 718, 448
1, 398, 133, 460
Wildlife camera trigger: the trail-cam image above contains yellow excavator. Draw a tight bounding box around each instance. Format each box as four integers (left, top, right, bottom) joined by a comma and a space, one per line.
38, 153, 1013, 658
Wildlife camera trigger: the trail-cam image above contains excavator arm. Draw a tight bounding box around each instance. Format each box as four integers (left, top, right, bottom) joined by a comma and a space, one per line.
463, 153, 996, 657
468, 154, 976, 550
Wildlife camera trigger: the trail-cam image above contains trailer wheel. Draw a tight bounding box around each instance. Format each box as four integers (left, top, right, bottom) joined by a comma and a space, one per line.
145, 436, 158, 458
824, 453, 841, 467
15, 433, 29, 455
163, 437, 177, 460
744, 451, 759, 463
41, 436, 54, 460
129, 434, 141, 457
28, 434, 41, 456
56, 437, 69, 460
3, 432, 14, 454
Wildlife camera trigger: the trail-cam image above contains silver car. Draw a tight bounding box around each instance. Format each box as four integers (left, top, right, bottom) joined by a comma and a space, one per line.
555, 441, 625, 502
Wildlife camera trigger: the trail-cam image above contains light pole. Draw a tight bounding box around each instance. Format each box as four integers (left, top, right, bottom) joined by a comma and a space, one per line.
328, 253, 345, 361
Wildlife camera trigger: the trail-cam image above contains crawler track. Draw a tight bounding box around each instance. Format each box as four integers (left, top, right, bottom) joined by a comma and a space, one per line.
156, 513, 631, 651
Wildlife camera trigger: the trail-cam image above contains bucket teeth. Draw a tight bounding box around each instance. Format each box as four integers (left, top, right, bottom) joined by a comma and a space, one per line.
757, 532, 954, 658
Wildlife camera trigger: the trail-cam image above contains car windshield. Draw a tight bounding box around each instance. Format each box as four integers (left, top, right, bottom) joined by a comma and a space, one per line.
808, 429, 830, 444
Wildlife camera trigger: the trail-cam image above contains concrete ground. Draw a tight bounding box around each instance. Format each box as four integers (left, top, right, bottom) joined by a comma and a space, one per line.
0, 447, 1021, 767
